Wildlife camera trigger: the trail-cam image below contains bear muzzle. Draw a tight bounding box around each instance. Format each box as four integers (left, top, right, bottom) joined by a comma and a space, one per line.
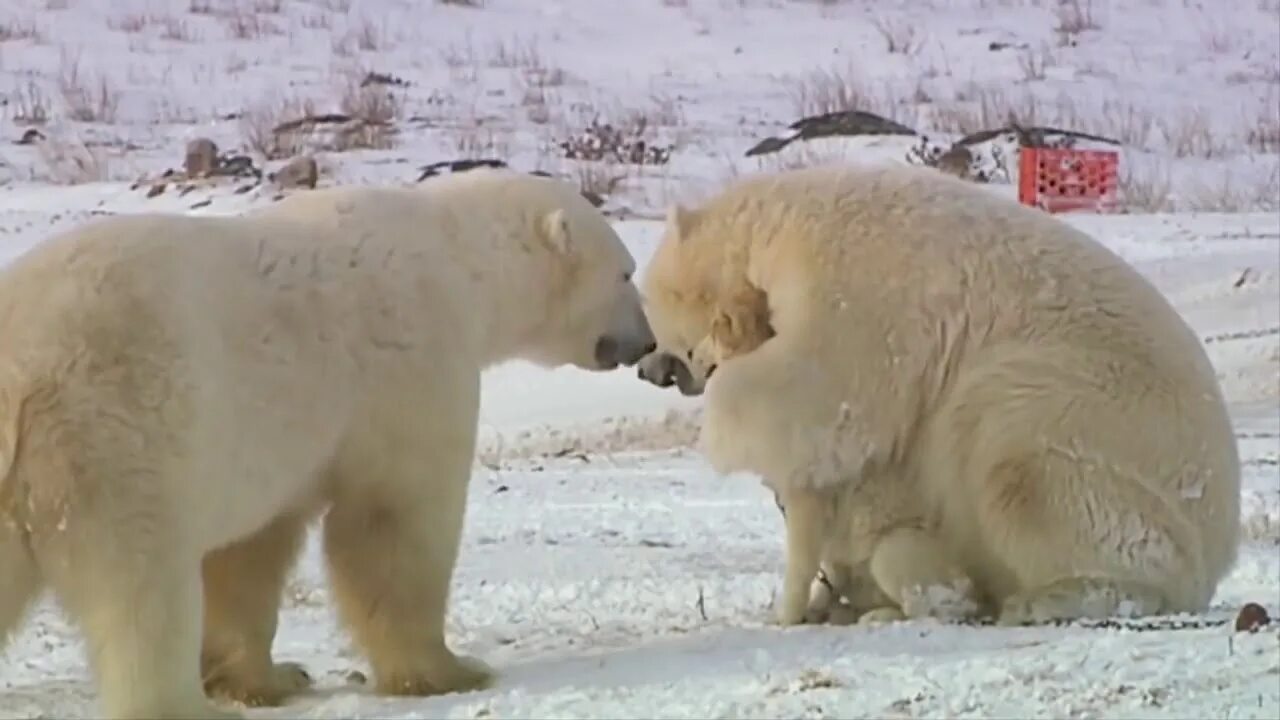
594, 335, 657, 370
636, 351, 706, 396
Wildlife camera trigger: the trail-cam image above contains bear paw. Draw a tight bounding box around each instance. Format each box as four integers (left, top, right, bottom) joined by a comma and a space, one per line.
376, 654, 495, 697
997, 578, 1166, 627
204, 661, 313, 708
857, 606, 906, 625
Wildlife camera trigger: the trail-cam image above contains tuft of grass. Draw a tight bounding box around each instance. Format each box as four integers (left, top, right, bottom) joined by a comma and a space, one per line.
1055, 0, 1099, 34
871, 16, 921, 55
58, 51, 120, 123
0, 19, 41, 42
8, 80, 51, 125
225, 11, 282, 40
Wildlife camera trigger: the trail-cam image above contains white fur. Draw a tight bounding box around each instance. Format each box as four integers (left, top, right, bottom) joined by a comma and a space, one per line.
640, 164, 1241, 628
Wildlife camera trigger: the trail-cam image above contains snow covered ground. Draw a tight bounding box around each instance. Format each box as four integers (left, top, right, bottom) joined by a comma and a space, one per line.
1, 0, 1278, 718
1, 211, 1277, 720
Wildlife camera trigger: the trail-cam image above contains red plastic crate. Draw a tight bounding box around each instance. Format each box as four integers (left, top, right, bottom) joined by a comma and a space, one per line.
1017, 147, 1119, 214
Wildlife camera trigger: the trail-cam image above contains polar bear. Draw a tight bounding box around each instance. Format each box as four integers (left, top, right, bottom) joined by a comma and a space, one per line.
0, 169, 655, 720
637, 163, 1241, 628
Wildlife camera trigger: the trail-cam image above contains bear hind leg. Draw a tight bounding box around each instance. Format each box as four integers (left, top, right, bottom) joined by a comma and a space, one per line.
200, 511, 313, 707
39, 517, 237, 719
322, 456, 493, 697
997, 576, 1169, 626
867, 526, 986, 622
974, 456, 1187, 626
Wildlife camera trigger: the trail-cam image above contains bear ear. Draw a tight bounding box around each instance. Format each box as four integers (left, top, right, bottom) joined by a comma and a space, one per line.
538, 209, 572, 254
712, 307, 742, 345
665, 204, 696, 241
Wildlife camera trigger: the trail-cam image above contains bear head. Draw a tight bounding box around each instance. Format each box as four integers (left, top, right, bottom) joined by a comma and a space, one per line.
637, 202, 773, 395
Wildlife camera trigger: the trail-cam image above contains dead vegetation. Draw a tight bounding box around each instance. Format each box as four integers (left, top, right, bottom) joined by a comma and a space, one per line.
224, 10, 282, 39
1055, 0, 1100, 34
58, 51, 120, 123
871, 16, 921, 55
786, 63, 911, 127
8, 81, 51, 125
0, 18, 41, 43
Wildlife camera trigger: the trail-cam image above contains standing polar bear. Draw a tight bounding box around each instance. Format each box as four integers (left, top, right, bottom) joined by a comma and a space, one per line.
0, 169, 655, 719
637, 163, 1241, 628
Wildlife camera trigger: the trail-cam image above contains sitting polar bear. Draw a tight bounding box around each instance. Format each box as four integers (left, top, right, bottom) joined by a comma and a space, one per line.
637, 163, 1241, 629
0, 169, 655, 719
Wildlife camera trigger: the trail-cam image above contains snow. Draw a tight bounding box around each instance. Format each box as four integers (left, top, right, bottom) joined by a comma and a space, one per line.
1, 0, 1278, 718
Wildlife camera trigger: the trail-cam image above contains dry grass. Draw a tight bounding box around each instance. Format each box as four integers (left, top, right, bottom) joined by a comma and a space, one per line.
571, 161, 628, 199
335, 77, 402, 150
788, 63, 876, 117
1187, 169, 1280, 212
240, 96, 317, 159
1118, 163, 1173, 212
58, 51, 120, 123
871, 16, 921, 55
452, 121, 512, 157
108, 13, 153, 33
225, 10, 282, 39
161, 16, 200, 42
0, 19, 40, 43
189, 0, 217, 14
489, 35, 552, 72
1158, 109, 1228, 158
440, 38, 479, 69
301, 12, 332, 30
241, 68, 406, 159
438, 0, 484, 6
930, 85, 1057, 135
351, 17, 386, 52
1016, 45, 1052, 82
1091, 99, 1155, 147
1243, 98, 1280, 153
1055, 0, 1099, 34
510, 38, 568, 118
8, 80, 51, 125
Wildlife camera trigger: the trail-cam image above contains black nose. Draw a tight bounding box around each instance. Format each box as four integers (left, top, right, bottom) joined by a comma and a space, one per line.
641, 341, 657, 355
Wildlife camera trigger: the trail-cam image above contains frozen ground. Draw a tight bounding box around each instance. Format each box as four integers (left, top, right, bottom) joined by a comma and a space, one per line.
1, 0, 1279, 718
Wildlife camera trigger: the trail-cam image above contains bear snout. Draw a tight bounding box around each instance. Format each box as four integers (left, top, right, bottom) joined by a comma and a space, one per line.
637, 351, 706, 396
637, 351, 679, 387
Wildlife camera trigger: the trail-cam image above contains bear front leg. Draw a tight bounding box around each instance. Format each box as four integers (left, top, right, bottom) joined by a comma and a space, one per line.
775, 486, 828, 626
322, 480, 493, 697
201, 511, 313, 708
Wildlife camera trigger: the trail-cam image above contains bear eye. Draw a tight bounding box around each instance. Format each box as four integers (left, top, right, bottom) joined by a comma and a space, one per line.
621, 271, 633, 282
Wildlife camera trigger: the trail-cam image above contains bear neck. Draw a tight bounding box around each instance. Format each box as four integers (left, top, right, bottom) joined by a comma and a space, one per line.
465, 241, 566, 368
